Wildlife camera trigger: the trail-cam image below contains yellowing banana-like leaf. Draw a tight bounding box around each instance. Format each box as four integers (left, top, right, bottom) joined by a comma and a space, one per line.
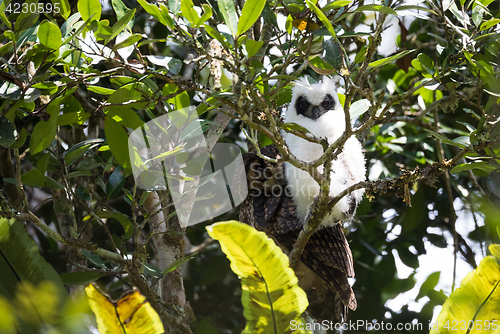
206, 221, 308, 334
85, 284, 164, 334
430, 245, 500, 334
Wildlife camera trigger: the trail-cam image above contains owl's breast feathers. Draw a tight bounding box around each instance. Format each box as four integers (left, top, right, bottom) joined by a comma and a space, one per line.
238, 145, 356, 324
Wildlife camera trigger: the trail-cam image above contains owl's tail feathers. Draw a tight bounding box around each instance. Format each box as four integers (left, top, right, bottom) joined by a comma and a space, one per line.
306, 286, 344, 324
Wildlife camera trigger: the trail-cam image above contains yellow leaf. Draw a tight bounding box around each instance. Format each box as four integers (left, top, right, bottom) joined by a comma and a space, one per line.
85, 284, 164, 334
206, 221, 308, 334
430, 254, 500, 334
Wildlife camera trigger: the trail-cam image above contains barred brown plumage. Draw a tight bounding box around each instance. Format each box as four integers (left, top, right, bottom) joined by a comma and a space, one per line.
238, 145, 356, 324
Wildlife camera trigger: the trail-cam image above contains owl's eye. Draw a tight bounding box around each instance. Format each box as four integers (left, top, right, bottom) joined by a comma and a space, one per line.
321, 100, 330, 108
300, 100, 309, 109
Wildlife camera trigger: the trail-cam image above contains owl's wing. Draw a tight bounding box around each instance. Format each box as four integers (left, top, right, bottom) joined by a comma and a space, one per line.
239, 145, 356, 323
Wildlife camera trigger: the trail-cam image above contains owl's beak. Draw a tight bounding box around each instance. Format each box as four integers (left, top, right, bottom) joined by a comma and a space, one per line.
310, 106, 321, 120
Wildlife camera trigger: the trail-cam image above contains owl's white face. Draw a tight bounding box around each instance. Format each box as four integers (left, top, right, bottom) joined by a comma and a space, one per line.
285, 77, 343, 121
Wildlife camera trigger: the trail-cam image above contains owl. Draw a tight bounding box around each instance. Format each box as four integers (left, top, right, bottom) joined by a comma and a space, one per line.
239, 77, 366, 323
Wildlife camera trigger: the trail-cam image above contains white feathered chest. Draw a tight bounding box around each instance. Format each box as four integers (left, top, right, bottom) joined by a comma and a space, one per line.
282, 77, 366, 227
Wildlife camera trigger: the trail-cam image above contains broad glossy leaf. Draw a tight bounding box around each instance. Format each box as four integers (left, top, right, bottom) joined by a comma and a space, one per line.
350, 99, 370, 120
355, 4, 397, 14
237, 0, 266, 36
85, 284, 164, 334
169, 0, 181, 15
480, 18, 500, 31
368, 49, 415, 70
322, 0, 352, 10
137, 0, 173, 29
105, 8, 136, 44
0, 218, 68, 303
206, 221, 308, 333
323, 38, 344, 69
245, 39, 263, 58
30, 97, 61, 155
145, 55, 182, 74
52, 0, 71, 19
0, 118, 16, 147
58, 111, 91, 126
450, 161, 494, 174
106, 107, 143, 129
430, 253, 500, 334
78, 0, 102, 21
306, 0, 336, 38
308, 55, 334, 75
163, 252, 198, 275
486, 171, 500, 198
21, 169, 46, 188
60, 272, 105, 285
180, 0, 200, 26
105, 117, 131, 168
218, 0, 238, 37
97, 211, 133, 240
107, 166, 125, 199
38, 20, 62, 49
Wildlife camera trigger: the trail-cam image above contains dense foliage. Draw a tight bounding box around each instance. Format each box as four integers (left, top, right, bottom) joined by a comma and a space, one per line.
0, 0, 499, 332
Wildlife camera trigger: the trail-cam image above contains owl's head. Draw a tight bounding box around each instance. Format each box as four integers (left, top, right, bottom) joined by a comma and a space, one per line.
285, 76, 343, 122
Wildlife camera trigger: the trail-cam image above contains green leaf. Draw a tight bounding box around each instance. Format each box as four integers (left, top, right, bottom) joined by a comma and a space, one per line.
106, 166, 125, 199
416, 271, 440, 301
0, 218, 69, 303
308, 55, 334, 75
52, 0, 71, 19
105, 8, 136, 44
162, 252, 198, 275
480, 18, 500, 31
424, 129, 466, 148
88, 86, 116, 95
322, 0, 352, 11
21, 169, 46, 188
145, 55, 183, 74
30, 97, 61, 155
206, 221, 308, 333
38, 20, 62, 50
486, 171, 500, 198
472, 5, 485, 27
203, 25, 231, 49
0, 118, 16, 147
368, 49, 415, 70
106, 107, 143, 129
450, 161, 494, 173
78, 0, 102, 22
323, 38, 345, 69
181, 0, 200, 26
105, 117, 131, 168
218, 0, 238, 37
97, 211, 133, 240
137, 0, 174, 29
417, 53, 435, 74
350, 99, 370, 120
306, 0, 336, 38
281, 122, 311, 134
58, 111, 91, 126
198, 4, 213, 25
355, 4, 397, 14
237, 0, 266, 36
430, 254, 500, 334
60, 272, 106, 285
169, 0, 181, 15
245, 39, 263, 58
82, 250, 107, 268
